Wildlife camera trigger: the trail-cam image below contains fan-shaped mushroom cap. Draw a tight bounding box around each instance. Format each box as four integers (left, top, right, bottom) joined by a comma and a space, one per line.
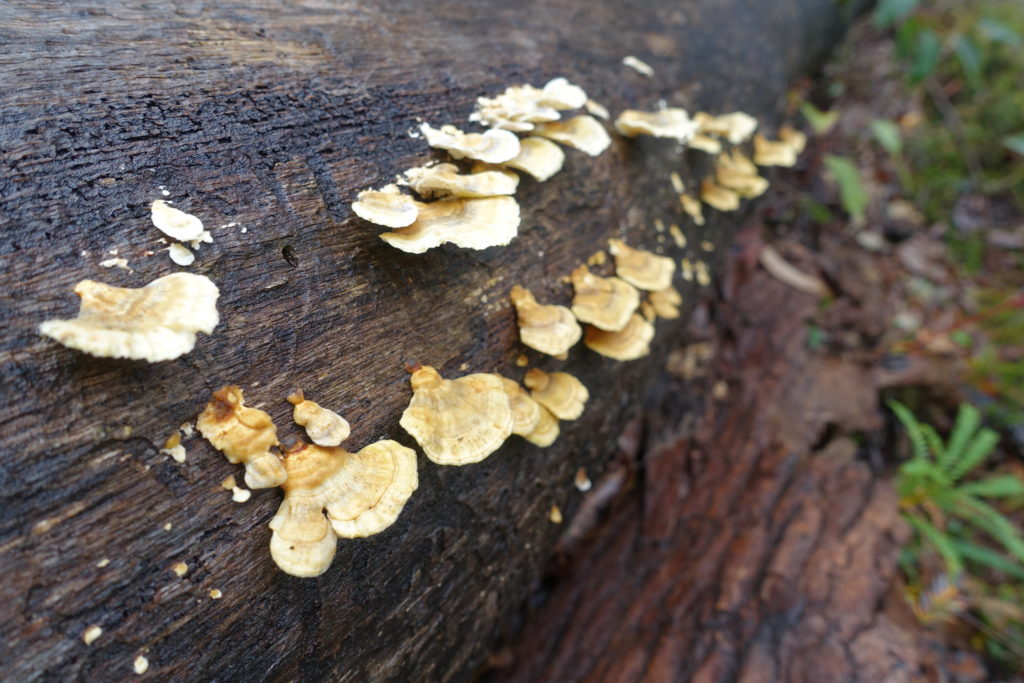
402, 163, 519, 199
351, 186, 419, 228
523, 368, 589, 421
471, 78, 586, 131
753, 133, 799, 167
715, 150, 769, 198
614, 108, 698, 143
509, 285, 582, 357
287, 389, 351, 447
608, 239, 676, 291
39, 273, 220, 362
694, 111, 759, 145
778, 125, 807, 155
700, 178, 741, 212
269, 439, 418, 577
498, 376, 544, 436
379, 196, 520, 254
524, 405, 559, 447
151, 200, 205, 241
532, 115, 612, 157
679, 193, 705, 226
584, 314, 655, 361
420, 123, 521, 164
197, 385, 286, 489
569, 264, 641, 332
688, 134, 722, 155
501, 137, 566, 182
648, 286, 683, 319
400, 365, 513, 465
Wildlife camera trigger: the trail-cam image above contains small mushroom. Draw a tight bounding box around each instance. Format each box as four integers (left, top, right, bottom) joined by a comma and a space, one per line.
402, 163, 518, 199
622, 55, 655, 77
379, 197, 520, 254
532, 115, 612, 157
270, 439, 418, 577
151, 200, 205, 241
168, 243, 196, 266
700, 178, 740, 212
607, 239, 676, 291
614, 108, 698, 143
500, 137, 566, 182
679, 193, 705, 226
420, 123, 521, 163
524, 405, 559, 447
39, 273, 220, 362
715, 149, 769, 198
509, 285, 582, 357
648, 286, 682, 319
778, 125, 807, 155
523, 368, 589, 421
399, 365, 513, 465
498, 376, 544, 437
197, 385, 286, 489
753, 133, 799, 167
287, 389, 351, 447
351, 185, 419, 228
584, 314, 655, 361
569, 264, 641, 332
694, 111, 759, 145
472, 78, 587, 131
585, 99, 610, 120
688, 133, 722, 155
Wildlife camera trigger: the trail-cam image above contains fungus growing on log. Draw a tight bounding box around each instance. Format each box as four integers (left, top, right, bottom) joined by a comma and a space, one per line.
471, 77, 587, 132
287, 389, 351, 447
608, 239, 676, 291
351, 185, 419, 228
648, 285, 683, 319
778, 124, 808, 155
38, 273, 220, 362
420, 123, 521, 163
151, 200, 205, 241
270, 439, 418, 577
700, 178, 741, 212
584, 313, 655, 360
399, 365, 513, 465
497, 137, 566, 182
509, 285, 582, 357
614, 108, 698, 143
679, 192, 705, 225
715, 149, 770, 198
753, 132, 800, 167
524, 406, 559, 447
379, 197, 520, 253
401, 163, 519, 199
532, 115, 612, 157
523, 368, 589, 420
498, 376, 544, 438
569, 264, 641, 332
694, 111, 759, 144
197, 385, 286, 489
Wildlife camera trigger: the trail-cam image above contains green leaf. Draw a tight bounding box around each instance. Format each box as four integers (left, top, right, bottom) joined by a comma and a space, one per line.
1003, 134, 1024, 156
954, 496, 1024, 564
823, 155, 868, 224
941, 403, 981, 472
889, 400, 928, 460
870, 119, 903, 155
960, 475, 1024, 499
952, 539, 1024, 581
909, 28, 942, 84
978, 18, 1023, 47
906, 514, 964, 578
872, 0, 919, 28
920, 423, 944, 459
954, 36, 983, 90
799, 102, 839, 135
949, 428, 1000, 481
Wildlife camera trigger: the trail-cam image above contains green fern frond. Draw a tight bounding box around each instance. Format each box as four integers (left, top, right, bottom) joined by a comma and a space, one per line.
941, 403, 982, 472
889, 400, 930, 460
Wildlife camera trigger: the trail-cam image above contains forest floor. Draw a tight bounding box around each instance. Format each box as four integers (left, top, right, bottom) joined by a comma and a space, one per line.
486, 9, 1024, 682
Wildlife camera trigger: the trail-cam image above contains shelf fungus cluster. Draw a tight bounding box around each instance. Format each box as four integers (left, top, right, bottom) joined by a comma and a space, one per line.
151, 200, 213, 266
198, 385, 418, 577
38, 272, 220, 362
351, 77, 610, 253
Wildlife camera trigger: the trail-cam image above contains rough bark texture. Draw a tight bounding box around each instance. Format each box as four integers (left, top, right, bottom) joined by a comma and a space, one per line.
0, 1, 850, 680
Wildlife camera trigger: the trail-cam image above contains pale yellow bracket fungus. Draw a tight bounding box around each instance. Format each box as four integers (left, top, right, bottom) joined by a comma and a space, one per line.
287, 389, 351, 447
569, 264, 641, 332
168, 243, 196, 267
622, 55, 655, 77
197, 385, 286, 489
607, 239, 676, 291
574, 467, 593, 491
379, 196, 520, 254
134, 655, 149, 675
669, 223, 687, 248
499, 137, 566, 182
680, 257, 694, 282
269, 439, 418, 577
688, 134, 723, 155
715, 149, 769, 199
679, 193, 705, 226
524, 405, 559, 447
82, 625, 103, 645
151, 200, 204, 242
648, 286, 682, 319
399, 365, 513, 465
585, 99, 610, 120
753, 133, 799, 167
694, 111, 759, 145
161, 431, 187, 464
549, 505, 564, 524
420, 123, 521, 164
695, 260, 712, 287
402, 163, 518, 199
509, 285, 582, 357
523, 368, 589, 421
700, 178, 741, 212
39, 272, 220, 362
471, 77, 587, 132
614, 109, 698, 143
532, 115, 611, 157
498, 376, 544, 438
669, 172, 685, 194
351, 186, 419, 228
778, 125, 808, 155
584, 314, 655, 361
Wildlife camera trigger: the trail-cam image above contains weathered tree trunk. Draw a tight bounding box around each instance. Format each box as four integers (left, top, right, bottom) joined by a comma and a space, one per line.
0, 1, 851, 679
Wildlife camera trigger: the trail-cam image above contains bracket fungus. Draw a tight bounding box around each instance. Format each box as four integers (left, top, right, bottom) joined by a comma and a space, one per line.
402, 163, 518, 199
569, 265, 641, 332
753, 132, 799, 167
287, 390, 351, 447
497, 137, 566, 182
778, 125, 808, 155
607, 239, 676, 291
648, 285, 683, 319
351, 185, 419, 228
532, 115, 612, 157
694, 111, 759, 145
509, 285, 582, 357
400, 365, 513, 465
524, 405, 559, 447
523, 368, 589, 421
688, 133, 723, 155
622, 55, 655, 77
715, 149, 769, 198
270, 439, 418, 577
197, 386, 286, 489
471, 77, 587, 132
498, 376, 544, 438
679, 192, 705, 226
420, 123, 521, 164
39, 272, 220, 362
700, 178, 741, 212
151, 200, 205, 242
614, 108, 698, 143
379, 196, 520, 254
584, 313, 655, 361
